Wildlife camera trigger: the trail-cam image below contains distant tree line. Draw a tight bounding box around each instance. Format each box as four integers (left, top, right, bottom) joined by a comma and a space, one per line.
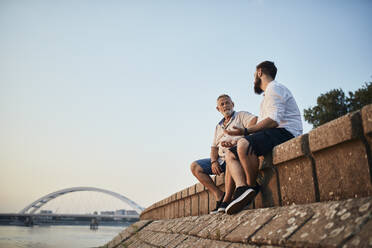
304, 81, 372, 128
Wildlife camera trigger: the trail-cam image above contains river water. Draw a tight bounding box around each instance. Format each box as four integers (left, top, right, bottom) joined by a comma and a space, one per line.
0, 225, 127, 248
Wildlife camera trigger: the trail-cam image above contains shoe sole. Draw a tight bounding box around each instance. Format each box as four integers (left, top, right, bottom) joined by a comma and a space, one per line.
217, 208, 226, 213
225, 189, 255, 215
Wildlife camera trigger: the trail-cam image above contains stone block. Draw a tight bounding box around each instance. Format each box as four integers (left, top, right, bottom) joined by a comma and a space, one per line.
224, 208, 277, 243
145, 232, 180, 247
174, 236, 200, 248
196, 182, 205, 193
191, 194, 199, 216
194, 238, 231, 248
138, 231, 162, 245
171, 193, 177, 202
198, 210, 250, 240
178, 199, 185, 218
309, 113, 354, 153
165, 234, 188, 248
112, 220, 151, 245
151, 207, 159, 220
288, 197, 372, 247
342, 217, 372, 247
273, 134, 306, 165
255, 167, 281, 208
251, 205, 314, 246
174, 200, 180, 219
107, 234, 123, 248
277, 157, 316, 206
199, 191, 209, 215
361, 104, 372, 159
181, 188, 188, 199
228, 244, 259, 248
362, 104, 372, 135
314, 140, 372, 201
188, 184, 196, 196
184, 196, 191, 217
209, 193, 217, 213
181, 214, 215, 235
176, 191, 182, 200
143, 220, 164, 232
165, 204, 171, 220
157, 207, 165, 220
171, 202, 176, 219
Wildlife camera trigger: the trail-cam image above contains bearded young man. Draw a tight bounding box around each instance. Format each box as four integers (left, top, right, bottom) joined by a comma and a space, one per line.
190, 94, 257, 214
223, 61, 303, 215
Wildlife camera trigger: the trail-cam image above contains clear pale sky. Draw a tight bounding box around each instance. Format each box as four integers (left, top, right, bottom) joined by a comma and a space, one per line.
1, 0, 371, 213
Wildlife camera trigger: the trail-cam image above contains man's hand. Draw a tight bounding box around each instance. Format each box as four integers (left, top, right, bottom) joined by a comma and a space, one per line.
224, 126, 244, 136
211, 161, 222, 175
221, 140, 236, 148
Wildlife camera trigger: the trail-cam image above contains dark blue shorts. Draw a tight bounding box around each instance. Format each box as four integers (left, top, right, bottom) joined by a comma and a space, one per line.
195, 158, 226, 175
229, 128, 294, 157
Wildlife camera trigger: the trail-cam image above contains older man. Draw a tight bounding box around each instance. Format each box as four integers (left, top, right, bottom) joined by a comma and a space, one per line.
190, 94, 257, 214
224, 61, 303, 214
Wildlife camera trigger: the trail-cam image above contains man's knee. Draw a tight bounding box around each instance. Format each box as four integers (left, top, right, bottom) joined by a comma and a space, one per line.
225, 150, 237, 162
190, 161, 203, 174
237, 138, 249, 154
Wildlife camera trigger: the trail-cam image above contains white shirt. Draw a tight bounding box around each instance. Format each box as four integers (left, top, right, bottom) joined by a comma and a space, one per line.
212, 111, 256, 164
258, 80, 303, 137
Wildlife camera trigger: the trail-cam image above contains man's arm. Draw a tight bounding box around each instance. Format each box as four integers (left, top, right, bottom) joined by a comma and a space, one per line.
225, 117, 278, 136
247, 116, 258, 128
210, 146, 222, 175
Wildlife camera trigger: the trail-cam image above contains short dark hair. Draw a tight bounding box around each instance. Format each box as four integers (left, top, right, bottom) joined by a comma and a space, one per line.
256, 61, 277, 79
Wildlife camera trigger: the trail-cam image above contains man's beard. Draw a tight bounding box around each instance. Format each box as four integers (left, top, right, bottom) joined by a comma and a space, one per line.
254, 76, 264, 95
223, 109, 234, 116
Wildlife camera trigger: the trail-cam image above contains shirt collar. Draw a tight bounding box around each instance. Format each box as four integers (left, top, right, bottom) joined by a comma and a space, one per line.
218, 111, 236, 126
263, 80, 276, 96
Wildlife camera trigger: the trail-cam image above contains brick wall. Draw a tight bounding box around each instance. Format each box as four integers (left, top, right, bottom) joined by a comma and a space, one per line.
140, 104, 372, 220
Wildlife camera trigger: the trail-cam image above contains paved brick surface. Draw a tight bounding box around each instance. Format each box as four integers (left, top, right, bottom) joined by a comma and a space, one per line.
197, 211, 247, 240
251, 205, 314, 246
224, 207, 277, 243
342, 217, 372, 247
289, 197, 372, 247
104, 197, 372, 248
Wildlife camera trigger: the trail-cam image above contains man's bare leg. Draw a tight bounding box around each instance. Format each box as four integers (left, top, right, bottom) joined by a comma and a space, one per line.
190, 161, 224, 201
225, 151, 247, 188
223, 162, 235, 203
224, 149, 257, 215
237, 138, 259, 186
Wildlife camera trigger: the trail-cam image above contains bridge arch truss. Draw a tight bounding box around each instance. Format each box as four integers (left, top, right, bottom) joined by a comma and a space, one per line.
19, 187, 144, 214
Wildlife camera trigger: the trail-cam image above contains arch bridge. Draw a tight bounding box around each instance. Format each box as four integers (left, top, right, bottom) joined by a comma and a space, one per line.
19, 187, 144, 214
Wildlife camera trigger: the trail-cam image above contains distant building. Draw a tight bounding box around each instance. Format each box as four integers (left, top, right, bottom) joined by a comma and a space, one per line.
100, 211, 115, 215
40, 210, 53, 214
126, 210, 138, 216
115, 209, 126, 215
